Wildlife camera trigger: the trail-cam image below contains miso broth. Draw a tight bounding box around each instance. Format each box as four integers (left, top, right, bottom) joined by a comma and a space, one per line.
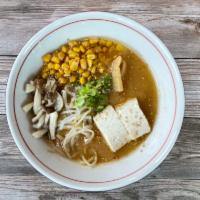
46, 37, 158, 164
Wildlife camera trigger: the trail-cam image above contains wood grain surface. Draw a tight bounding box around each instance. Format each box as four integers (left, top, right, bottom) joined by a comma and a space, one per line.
0, 0, 200, 199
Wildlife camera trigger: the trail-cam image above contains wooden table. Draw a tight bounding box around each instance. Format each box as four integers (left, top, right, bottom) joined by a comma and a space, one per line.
0, 1, 200, 199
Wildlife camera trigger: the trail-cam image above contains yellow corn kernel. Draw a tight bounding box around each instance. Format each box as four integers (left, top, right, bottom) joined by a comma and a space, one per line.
82, 40, 89, 47
91, 66, 96, 74
58, 77, 67, 84
54, 63, 60, 70
69, 75, 76, 83
64, 69, 71, 76
98, 53, 104, 59
87, 53, 96, 60
116, 44, 124, 51
49, 69, 55, 75
58, 68, 64, 75
98, 62, 104, 68
61, 63, 68, 69
70, 65, 78, 71
42, 67, 48, 73
94, 46, 102, 53
74, 56, 80, 61
87, 59, 93, 68
47, 62, 54, 69
80, 45, 85, 53
57, 71, 62, 77
42, 72, 48, 79
55, 72, 61, 79
109, 46, 115, 53
43, 53, 52, 63
102, 47, 107, 52
58, 51, 65, 61
61, 45, 68, 53
53, 50, 59, 55
93, 59, 98, 65
89, 38, 98, 44
106, 40, 112, 47
81, 54, 86, 59
86, 49, 93, 55
99, 39, 106, 45
68, 40, 78, 47
51, 56, 60, 64
68, 59, 72, 66
79, 77, 86, 85
70, 59, 79, 71
82, 71, 90, 78
99, 68, 105, 73
80, 59, 87, 69
87, 76, 92, 81
65, 56, 69, 63
68, 50, 78, 58
78, 68, 84, 74
73, 47, 80, 53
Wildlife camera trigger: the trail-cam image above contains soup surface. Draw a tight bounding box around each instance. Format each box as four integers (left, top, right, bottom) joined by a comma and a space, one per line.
47, 38, 158, 164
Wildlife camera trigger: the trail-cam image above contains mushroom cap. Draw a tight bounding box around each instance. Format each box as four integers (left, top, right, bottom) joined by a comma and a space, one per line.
33, 88, 42, 115
49, 112, 58, 140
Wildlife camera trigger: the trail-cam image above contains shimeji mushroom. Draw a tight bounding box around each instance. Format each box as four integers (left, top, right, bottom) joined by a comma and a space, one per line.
61, 89, 69, 109
22, 102, 33, 113
33, 114, 45, 129
25, 82, 35, 93
43, 78, 58, 107
23, 77, 65, 141
45, 77, 57, 92
32, 109, 44, 123
32, 129, 48, 139
33, 88, 42, 115
49, 112, 58, 140
45, 99, 55, 107
54, 92, 64, 112
44, 113, 50, 127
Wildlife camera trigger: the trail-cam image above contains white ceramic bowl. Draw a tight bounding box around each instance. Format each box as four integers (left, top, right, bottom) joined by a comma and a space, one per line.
6, 12, 184, 191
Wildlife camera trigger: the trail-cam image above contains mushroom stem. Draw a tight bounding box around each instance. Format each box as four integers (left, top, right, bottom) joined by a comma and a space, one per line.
32, 129, 47, 139
33, 114, 45, 129
44, 113, 50, 127
22, 102, 33, 113
25, 83, 35, 93
49, 112, 58, 140
32, 109, 44, 123
33, 88, 42, 115
54, 92, 64, 112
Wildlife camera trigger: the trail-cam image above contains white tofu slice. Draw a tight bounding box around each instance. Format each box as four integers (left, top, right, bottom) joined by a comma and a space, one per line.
115, 98, 151, 140
93, 105, 131, 152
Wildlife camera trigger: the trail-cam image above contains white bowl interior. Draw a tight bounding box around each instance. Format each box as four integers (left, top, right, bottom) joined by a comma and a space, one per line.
7, 12, 184, 191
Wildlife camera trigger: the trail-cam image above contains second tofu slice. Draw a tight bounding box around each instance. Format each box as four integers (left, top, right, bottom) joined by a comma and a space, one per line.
93, 105, 131, 152
115, 98, 151, 140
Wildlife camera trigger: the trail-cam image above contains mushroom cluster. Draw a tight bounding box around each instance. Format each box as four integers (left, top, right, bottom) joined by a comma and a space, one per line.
23, 77, 64, 139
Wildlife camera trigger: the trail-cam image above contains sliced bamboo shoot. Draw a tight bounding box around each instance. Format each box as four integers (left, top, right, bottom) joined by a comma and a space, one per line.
111, 56, 124, 92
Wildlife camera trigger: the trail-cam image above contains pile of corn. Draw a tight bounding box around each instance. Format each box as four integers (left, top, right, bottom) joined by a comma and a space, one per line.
41, 38, 124, 85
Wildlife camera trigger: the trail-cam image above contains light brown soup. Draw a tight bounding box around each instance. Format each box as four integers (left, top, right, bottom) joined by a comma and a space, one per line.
47, 37, 158, 164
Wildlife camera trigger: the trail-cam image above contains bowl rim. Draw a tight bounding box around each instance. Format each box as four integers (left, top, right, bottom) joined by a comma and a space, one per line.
6, 11, 185, 191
